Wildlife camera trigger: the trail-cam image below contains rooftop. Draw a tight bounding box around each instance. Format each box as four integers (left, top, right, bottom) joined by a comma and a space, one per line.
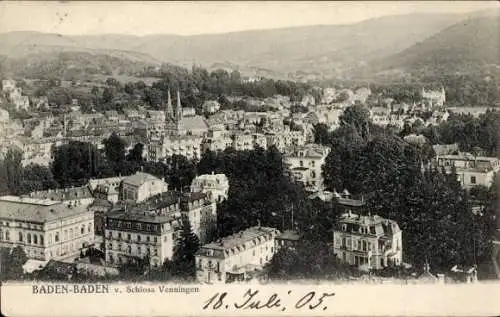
122, 172, 163, 187
276, 230, 301, 241
0, 196, 89, 223
22, 186, 93, 201
105, 208, 178, 224
199, 226, 278, 253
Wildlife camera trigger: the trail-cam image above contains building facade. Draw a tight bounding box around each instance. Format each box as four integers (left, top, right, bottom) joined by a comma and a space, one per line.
0, 196, 94, 261
283, 143, 330, 192
190, 173, 230, 203
333, 211, 403, 271
436, 154, 500, 189
121, 172, 169, 203
195, 226, 279, 283
104, 209, 181, 268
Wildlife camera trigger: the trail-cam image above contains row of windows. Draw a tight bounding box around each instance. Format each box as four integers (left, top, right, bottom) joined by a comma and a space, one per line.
107, 232, 169, 243
108, 243, 159, 256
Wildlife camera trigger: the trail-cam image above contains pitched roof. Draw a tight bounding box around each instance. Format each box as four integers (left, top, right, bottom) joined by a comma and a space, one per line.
196, 226, 278, 258
23, 186, 93, 201
0, 196, 89, 223
181, 116, 208, 131
122, 172, 161, 187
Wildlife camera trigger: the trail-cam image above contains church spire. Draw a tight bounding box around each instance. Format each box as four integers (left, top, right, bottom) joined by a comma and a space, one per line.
176, 89, 182, 120
165, 89, 173, 121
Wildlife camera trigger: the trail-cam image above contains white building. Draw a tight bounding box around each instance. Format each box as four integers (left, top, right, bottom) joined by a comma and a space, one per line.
436, 154, 500, 189
148, 135, 203, 161
195, 226, 279, 283
23, 186, 94, 208
104, 209, 181, 268
190, 173, 229, 203
121, 172, 169, 203
333, 211, 403, 270
0, 196, 95, 261
283, 143, 331, 192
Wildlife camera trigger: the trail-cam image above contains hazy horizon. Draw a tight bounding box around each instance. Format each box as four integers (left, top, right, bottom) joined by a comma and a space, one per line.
0, 1, 498, 36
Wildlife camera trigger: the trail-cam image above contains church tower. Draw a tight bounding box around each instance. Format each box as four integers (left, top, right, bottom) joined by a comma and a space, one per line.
165, 89, 174, 122
176, 90, 182, 120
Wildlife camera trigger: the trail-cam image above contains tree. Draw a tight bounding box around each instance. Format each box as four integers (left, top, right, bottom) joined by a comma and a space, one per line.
19, 164, 58, 195
339, 104, 372, 140
163, 155, 197, 191
103, 132, 126, 173
0, 246, 28, 280
126, 143, 144, 164
3, 148, 23, 195
313, 123, 331, 145
52, 141, 109, 187
171, 218, 200, 280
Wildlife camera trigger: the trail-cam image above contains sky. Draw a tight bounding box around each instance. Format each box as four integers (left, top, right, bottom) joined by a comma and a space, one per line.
0, 1, 498, 36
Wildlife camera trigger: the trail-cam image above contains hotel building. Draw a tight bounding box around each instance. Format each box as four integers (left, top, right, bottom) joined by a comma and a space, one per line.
195, 226, 279, 283
0, 196, 95, 261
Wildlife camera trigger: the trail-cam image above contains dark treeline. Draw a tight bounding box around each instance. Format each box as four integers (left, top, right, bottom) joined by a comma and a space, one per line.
36, 64, 313, 114
313, 104, 496, 274
402, 110, 500, 157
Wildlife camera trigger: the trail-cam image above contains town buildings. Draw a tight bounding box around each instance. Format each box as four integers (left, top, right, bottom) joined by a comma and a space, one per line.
22, 186, 94, 207
333, 211, 403, 271
195, 226, 279, 283
190, 173, 230, 203
121, 172, 169, 203
104, 208, 181, 268
421, 87, 446, 108
436, 153, 500, 189
283, 143, 330, 192
0, 196, 95, 261
104, 190, 217, 268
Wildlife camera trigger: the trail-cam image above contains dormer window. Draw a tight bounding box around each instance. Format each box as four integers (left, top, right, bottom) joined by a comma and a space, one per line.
342, 224, 347, 231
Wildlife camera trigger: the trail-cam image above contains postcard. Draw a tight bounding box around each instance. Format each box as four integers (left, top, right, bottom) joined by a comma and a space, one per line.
0, 1, 499, 316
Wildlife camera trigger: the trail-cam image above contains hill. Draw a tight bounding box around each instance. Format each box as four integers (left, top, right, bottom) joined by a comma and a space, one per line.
0, 12, 478, 80
373, 15, 500, 76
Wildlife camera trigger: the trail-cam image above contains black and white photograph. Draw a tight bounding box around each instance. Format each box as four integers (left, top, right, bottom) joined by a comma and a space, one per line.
0, 1, 499, 315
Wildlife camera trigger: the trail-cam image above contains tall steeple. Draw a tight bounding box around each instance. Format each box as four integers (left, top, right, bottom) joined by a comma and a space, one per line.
176, 89, 182, 120
165, 89, 173, 121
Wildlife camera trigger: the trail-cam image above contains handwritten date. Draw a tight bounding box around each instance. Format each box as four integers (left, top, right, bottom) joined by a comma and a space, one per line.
203, 289, 335, 311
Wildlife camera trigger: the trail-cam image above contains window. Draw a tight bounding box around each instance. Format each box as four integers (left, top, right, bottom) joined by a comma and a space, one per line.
27, 233, 32, 244
81, 226, 85, 235
5, 230, 9, 241
470, 176, 476, 184
64, 230, 68, 240
0, 229, 2, 241
19, 232, 23, 242
127, 246, 132, 254
299, 160, 304, 167
137, 235, 141, 242
70, 228, 73, 238
146, 236, 150, 243
88, 224, 92, 233
118, 232, 122, 239
127, 234, 131, 241
33, 234, 38, 245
